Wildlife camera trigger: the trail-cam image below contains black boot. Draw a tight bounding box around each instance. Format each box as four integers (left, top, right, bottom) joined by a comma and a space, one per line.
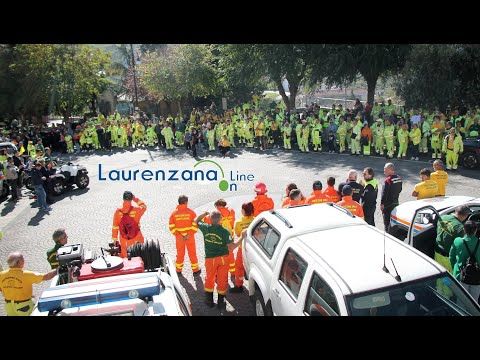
217, 294, 226, 310
205, 292, 214, 308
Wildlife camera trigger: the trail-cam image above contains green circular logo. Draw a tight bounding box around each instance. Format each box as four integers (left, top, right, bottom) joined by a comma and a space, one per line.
219, 180, 229, 191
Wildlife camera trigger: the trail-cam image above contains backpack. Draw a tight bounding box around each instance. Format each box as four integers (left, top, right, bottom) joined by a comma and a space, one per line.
119, 209, 140, 240
460, 239, 480, 285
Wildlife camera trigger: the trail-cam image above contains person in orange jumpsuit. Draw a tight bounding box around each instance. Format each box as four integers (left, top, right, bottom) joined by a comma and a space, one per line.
306, 180, 329, 205
169, 195, 200, 275
230, 202, 255, 293
284, 189, 306, 207
204, 199, 236, 275
322, 176, 341, 203
336, 185, 364, 219
112, 191, 147, 258
281, 183, 301, 207
251, 182, 274, 217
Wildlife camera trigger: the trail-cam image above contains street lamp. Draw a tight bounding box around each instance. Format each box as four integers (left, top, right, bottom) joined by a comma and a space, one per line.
130, 44, 139, 111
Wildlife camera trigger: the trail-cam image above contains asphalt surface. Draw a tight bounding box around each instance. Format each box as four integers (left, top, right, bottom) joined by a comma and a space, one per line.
1, 144, 480, 316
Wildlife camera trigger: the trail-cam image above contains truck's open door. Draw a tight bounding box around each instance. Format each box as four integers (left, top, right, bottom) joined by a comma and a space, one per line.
407, 205, 441, 259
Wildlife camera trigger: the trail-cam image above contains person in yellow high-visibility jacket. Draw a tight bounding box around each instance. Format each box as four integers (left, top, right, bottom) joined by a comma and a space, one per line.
442, 128, 463, 170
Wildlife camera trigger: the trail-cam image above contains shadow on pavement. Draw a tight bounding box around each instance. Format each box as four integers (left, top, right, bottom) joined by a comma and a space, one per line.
1, 200, 18, 217
28, 209, 49, 226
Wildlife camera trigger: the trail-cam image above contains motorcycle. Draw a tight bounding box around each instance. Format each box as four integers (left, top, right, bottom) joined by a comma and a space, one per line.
23, 160, 89, 196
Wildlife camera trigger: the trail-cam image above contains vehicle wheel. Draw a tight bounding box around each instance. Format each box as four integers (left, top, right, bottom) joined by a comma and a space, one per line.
76, 173, 89, 189
462, 153, 479, 169
253, 290, 273, 316
51, 178, 64, 196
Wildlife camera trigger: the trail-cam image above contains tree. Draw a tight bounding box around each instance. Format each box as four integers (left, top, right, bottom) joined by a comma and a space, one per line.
7, 44, 112, 121
219, 44, 318, 111
396, 44, 480, 111
316, 44, 411, 106
139, 44, 220, 114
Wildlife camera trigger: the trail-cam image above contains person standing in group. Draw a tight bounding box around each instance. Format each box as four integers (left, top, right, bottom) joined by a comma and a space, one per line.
169, 195, 200, 275
111, 191, 147, 258
338, 170, 364, 203
412, 168, 438, 200
31, 161, 52, 212
195, 210, 239, 310
442, 127, 463, 170
381, 163, 403, 232
360, 167, 379, 226
251, 182, 274, 217
0, 252, 57, 316
449, 221, 480, 302
431, 159, 448, 196
323, 177, 341, 203
337, 185, 364, 219
230, 202, 255, 293
306, 180, 329, 205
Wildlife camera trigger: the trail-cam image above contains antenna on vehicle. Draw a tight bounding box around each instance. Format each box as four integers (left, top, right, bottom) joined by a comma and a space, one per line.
382, 231, 389, 274
390, 258, 402, 282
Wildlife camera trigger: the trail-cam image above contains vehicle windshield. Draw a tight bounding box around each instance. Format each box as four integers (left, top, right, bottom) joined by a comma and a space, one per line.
346, 274, 480, 316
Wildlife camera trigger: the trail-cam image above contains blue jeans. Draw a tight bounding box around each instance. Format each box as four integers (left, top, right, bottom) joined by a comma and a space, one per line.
34, 184, 48, 210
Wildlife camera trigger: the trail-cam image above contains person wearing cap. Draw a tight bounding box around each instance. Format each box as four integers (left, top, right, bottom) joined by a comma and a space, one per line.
306, 181, 329, 205
442, 127, 463, 170
112, 191, 147, 258
0, 251, 57, 316
169, 195, 200, 275
337, 185, 364, 219
252, 182, 274, 217
360, 167, 379, 226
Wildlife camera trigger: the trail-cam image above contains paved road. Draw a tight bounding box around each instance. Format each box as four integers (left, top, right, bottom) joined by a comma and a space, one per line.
1, 145, 479, 316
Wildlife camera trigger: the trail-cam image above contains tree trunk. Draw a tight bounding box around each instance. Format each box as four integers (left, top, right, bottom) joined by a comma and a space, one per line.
177, 100, 182, 116
289, 83, 298, 111
366, 75, 379, 106
276, 79, 290, 112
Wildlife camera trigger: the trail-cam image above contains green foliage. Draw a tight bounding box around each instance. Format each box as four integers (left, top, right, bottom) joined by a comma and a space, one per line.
139, 44, 220, 110
396, 44, 480, 111
6, 44, 111, 119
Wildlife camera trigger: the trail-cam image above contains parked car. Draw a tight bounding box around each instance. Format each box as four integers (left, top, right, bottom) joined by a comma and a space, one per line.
243, 204, 480, 316
461, 137, 480, 169
389, 196, 480, 258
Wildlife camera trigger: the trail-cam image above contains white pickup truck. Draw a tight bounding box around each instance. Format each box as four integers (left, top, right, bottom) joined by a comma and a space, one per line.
243, 204, 480, 316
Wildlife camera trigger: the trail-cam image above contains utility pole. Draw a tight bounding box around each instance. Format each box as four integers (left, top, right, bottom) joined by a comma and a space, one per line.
130, 44, 139, 111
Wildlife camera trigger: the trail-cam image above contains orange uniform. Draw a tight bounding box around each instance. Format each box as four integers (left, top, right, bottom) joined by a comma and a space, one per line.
112, 198, 147, 258
322, 186, 341, 203
169, 204, 199, 273
252, 194, 274, 217
284, 198, 306, 208
306, 190, 329, 205
337, 195, 364, 218
205, 206, 236, 273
